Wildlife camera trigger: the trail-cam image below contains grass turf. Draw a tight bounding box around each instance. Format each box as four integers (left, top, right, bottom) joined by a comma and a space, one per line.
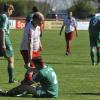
0, 29, 100, 100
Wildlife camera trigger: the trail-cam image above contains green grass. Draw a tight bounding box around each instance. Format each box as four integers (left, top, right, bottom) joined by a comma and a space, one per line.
0, 29, 100, 100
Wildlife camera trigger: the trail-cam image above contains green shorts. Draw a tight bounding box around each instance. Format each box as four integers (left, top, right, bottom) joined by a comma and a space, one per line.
0, 36, 14, 58
89, 35, 100, 48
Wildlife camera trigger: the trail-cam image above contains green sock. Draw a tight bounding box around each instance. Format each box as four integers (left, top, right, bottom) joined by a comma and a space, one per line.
90, 51, 95, 64
97, 51, 100, 63
8, 67, 14, 82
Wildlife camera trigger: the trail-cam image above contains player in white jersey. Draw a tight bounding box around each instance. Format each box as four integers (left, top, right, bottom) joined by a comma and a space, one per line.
26, 6, 44, 37
20, 12, 44, 81
60, 11, 78, 55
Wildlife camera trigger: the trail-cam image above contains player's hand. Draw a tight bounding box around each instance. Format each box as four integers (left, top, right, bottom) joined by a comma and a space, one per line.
21, 79, 33, 85
2, 45, 6, 51
39, 46, 43, 51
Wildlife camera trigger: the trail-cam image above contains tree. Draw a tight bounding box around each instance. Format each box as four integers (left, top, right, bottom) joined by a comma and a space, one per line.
68, 0, 96, 19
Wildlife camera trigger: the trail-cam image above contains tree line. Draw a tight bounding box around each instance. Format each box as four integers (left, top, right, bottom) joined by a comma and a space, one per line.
0, 0, 99, 19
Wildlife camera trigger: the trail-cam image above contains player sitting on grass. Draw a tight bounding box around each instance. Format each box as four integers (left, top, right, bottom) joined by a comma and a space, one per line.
0, 56, 58, 98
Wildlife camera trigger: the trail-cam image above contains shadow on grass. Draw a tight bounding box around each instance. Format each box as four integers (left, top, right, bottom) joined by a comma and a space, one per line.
71, 92, 100, 96
45, 61, 89, 65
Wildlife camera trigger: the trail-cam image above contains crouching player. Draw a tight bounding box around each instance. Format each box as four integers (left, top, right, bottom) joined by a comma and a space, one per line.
0, 56, 58, 98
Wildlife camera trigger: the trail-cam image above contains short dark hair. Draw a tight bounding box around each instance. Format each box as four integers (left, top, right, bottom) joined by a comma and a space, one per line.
32, 56, 44, 69
32, 12, 43, 21
32, 6, 38, 12
4, 4, 14, 12
32, 56, 44, 64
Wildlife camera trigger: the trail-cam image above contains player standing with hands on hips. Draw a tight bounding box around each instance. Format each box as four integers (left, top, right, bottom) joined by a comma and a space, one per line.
60, 11, 78, 55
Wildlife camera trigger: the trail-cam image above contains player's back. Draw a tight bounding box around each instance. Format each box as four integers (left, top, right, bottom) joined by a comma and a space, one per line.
89, 16, 100, 36
39, 65, 58, 97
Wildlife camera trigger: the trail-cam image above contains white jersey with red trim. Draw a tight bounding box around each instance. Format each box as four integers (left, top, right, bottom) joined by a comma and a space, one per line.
20, 21, 41, 51
63, 17, 77, 34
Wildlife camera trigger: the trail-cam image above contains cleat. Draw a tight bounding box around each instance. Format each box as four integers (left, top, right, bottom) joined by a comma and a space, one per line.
92, 62, 96, 66
0, 89, 6, 96
9, 79, 19, 83
65, 52, 68, 55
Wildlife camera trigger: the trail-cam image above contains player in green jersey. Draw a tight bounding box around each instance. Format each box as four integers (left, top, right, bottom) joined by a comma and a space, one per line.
88, 15, 100, 65
0, 4, 16, 83
0, 56, 58, 98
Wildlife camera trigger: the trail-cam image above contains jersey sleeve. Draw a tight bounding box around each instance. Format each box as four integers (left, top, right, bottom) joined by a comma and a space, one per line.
73, 18, 77, 27
63, 18, 66, 25
0, 14, 7, 30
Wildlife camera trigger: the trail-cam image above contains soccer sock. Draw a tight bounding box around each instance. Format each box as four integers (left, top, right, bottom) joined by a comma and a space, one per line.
97, 50, 100, 63
67, 40, 71, 53
8, 67, 14, 82
90, 51, 95, 64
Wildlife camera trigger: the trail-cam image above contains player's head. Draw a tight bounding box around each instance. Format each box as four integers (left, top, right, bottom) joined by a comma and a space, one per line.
32, 56, 45, 70
32, 6, 38, 13
68, 11, 72, 18
4, 4, 14, 16
32, 12, 44, 27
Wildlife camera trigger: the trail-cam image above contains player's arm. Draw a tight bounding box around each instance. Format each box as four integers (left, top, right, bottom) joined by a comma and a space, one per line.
74, 26, 78, 37
40, 20, 44, 37
39, 40, 43, 51
0, 29, 6, 49
28, 29, 33, 66
59, 24, 64, 36
0, 16, 6, 50
74, 18, 78, 37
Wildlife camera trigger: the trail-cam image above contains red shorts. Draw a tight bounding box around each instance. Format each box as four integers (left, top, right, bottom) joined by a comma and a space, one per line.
65, 31, 74, 40
20, 50, 40, 65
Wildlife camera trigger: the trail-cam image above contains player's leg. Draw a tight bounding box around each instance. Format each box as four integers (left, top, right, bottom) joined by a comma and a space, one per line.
20, 50, 29, 65
65, 33, 69, 55
96, 47, 100, 65
90, 47, 95, 65
4, 43, 15, 83
0, 89, 7, 96
4, 36, 16, 83
96, 37, 100, 65
68, 31, 74, 54
7, 56, 15, 83
66, 40, 70, 54
20, 50, 32, 80
6, 85, 36, 96
65, 32, 74, 55
89, 36, 96, 65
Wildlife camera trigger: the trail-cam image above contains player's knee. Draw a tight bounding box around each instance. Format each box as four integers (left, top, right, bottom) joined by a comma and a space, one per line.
7, 57, 14, 64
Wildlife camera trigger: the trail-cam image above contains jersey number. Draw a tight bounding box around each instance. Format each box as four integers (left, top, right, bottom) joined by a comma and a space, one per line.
92, 19, 98, 26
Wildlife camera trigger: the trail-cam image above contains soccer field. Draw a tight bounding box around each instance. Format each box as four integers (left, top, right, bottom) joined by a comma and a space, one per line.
0, 29, 100, 100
